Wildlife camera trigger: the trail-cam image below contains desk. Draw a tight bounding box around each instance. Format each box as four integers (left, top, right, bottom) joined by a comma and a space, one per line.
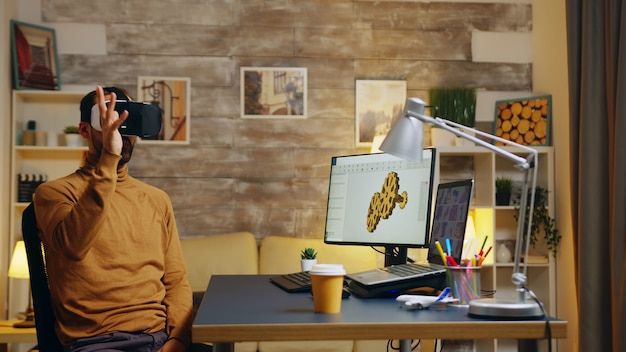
193, 275, 567, 352
0, 321, 37, 352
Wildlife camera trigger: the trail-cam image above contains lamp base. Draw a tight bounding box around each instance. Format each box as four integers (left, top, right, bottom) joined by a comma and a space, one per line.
468, 298, 544, 319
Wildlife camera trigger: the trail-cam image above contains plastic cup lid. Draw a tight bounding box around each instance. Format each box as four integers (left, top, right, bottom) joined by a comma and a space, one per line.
309, 264, 346, 276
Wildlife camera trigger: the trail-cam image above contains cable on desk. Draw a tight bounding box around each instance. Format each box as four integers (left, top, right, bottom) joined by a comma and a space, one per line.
371, 246, 416, 263
386, 339, 420, 351
525, 286, 552, 352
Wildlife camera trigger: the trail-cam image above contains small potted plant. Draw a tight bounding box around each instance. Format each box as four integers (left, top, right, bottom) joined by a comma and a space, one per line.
300, 247, 318, 272
63, 125, 81, 147
428, 87, 477, 146
495, 176, 513, 206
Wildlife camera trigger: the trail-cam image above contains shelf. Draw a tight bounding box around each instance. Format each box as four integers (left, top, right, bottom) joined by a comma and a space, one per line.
15, 146, 87, 152
438, 145, 556, 352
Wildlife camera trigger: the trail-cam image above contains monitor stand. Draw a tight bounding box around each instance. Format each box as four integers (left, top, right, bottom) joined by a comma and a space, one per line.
384, 245, 408, 267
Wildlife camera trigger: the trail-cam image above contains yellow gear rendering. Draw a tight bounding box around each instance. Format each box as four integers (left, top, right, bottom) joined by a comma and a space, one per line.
366, 171, 408, 232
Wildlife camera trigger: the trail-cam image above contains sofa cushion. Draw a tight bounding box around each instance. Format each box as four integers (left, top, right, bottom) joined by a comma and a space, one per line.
181, 232, 259, 352
259, 235, 379, 275
181, 231, 259, 292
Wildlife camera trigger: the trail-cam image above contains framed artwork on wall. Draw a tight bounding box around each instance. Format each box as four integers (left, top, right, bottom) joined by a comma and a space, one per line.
10, 20, 61, 90
355, 80, 407, 147
240, 67, 307, 119
493, 95, 552, 146
136, 76, 191, 144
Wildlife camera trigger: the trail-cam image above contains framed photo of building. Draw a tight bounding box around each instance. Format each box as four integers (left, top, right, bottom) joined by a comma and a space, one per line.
136, 76, 191, 144
355, 80, 407, 147
240, 67, 307, 118
493, 95, 552, 146
10, 20, 61, 90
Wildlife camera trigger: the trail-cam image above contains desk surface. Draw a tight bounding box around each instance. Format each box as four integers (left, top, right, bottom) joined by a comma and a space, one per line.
192, 275, 567, 343
0, 320, 37, 343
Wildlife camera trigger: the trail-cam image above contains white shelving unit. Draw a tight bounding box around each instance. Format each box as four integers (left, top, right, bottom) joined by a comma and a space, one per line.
8, 90, 87, 321
438, 145, 556, 352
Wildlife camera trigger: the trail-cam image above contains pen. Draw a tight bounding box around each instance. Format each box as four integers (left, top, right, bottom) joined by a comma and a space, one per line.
479, 236, 488, 256
445, 238, 452, 255
478, 245, 492, 266
466, 238, 476, 262
446, 255, 459, 267
435, 241, 447, 266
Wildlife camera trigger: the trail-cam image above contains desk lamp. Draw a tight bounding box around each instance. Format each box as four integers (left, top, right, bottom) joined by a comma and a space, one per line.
8, 240, 36, 328
380, 97, 544, 318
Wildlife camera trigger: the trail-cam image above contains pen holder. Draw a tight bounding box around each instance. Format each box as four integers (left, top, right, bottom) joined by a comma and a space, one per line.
446, 266, 481, 306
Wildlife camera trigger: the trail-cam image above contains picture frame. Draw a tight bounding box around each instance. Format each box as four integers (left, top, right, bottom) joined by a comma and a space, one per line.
355, 80, 407, 147
240, 67, 307, 119
136, 76, 191, 144
493, 95, 552, 146
10, 20, 61, 90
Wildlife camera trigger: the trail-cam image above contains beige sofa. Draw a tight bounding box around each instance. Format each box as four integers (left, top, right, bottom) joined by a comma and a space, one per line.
180, 232, 389, 352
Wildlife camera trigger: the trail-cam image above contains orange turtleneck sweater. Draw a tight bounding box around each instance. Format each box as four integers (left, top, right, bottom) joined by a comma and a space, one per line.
33, 150, 192, 347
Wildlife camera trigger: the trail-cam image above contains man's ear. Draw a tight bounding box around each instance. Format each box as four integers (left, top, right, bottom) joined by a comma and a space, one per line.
78, 122, 90, 138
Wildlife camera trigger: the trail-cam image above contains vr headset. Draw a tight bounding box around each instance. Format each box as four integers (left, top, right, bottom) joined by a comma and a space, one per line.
90, 100, 162, 138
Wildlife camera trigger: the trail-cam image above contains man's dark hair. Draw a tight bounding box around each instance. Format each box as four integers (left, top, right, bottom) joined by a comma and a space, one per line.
79, 87, 131, 123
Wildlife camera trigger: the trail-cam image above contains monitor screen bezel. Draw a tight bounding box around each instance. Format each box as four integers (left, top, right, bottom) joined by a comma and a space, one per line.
322, 148, 437, 249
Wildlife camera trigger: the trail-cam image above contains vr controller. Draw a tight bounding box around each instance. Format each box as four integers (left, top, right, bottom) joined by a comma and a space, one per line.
90, 100, 162, 138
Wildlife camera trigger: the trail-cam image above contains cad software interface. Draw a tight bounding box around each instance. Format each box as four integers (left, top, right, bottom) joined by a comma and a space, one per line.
324, 150, 435, 247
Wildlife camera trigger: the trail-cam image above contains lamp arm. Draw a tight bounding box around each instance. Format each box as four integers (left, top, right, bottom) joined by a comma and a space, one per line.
407, 111, 533, 168
406, 111, 539, 297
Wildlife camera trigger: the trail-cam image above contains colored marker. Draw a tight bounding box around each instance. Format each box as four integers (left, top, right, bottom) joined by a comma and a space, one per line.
478, 246, 492, 266
445, 238, 452, 255
479, 236, 488, 256
446, 255, 459, 267
435, 241, 447, 266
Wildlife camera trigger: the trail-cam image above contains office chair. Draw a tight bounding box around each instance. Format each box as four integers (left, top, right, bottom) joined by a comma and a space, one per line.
22, 203, 212, 352
22, 202, 64, 352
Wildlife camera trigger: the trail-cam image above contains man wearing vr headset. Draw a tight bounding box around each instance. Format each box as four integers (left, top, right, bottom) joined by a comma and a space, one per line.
32, 86, 193, 352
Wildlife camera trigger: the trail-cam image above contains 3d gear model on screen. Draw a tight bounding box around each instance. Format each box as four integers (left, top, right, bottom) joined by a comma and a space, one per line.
366, 171, 408, 232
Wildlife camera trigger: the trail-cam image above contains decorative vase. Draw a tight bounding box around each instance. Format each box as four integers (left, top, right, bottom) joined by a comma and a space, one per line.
496, 243, 512, 263
301, 259, 317, 272
454, 130, 476, 147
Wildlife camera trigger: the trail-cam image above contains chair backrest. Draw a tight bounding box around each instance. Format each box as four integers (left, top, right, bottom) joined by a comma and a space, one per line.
22, 203, 64, 351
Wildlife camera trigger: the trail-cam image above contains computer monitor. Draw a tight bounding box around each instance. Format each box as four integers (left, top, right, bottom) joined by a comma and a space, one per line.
323, 149, 436, 266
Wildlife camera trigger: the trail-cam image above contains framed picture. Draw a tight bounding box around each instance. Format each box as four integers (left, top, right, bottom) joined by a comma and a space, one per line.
355, 80, 407, 147
494, 95, 552, 146
10, 20, 61, 90
240, 67, 307, 118
136, 76, 191, 144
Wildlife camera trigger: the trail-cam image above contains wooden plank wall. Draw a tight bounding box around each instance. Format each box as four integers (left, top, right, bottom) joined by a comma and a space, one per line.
42, 0, 531, 241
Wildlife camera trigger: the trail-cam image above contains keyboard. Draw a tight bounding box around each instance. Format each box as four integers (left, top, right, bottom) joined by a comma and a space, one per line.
382, 263, 434, 277
270, 271, 312, 292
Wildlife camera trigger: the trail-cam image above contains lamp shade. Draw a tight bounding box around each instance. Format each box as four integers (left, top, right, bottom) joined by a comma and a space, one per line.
379, 98, 427, 162
8, 241, 29, 279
